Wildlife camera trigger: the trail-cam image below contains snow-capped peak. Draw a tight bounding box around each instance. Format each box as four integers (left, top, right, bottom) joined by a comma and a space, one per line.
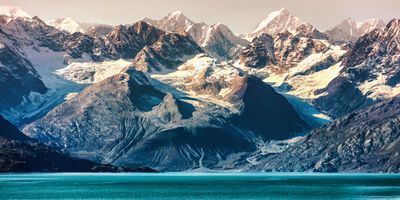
149, 10, 194, 32
0, 6, 31, 19
167, 10, 184, 19
251, 8, 301, 35
46, 17, 84, 34
325, 17, 385, 43
164, 10, 192, 25
241, 8, 305, 41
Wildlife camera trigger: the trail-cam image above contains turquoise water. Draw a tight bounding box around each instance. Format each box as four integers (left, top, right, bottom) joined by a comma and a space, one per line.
0, 173, 400, 200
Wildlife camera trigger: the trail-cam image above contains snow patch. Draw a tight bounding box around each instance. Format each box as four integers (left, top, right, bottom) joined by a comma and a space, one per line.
55, 59, 131, 84
0, 6, 31, 19
359, 74, 400, 100
46, 17, 84, 34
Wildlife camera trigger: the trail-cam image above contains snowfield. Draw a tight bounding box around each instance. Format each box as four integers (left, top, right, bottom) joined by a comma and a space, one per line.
56, 59, 132, 84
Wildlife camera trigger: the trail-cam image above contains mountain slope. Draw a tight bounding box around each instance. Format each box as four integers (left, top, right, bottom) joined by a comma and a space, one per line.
314, 19, 400, 117
24, 64, 308, 171
24, 67, 254, 171
0, 115, 155, 172
256, 95, 400, 173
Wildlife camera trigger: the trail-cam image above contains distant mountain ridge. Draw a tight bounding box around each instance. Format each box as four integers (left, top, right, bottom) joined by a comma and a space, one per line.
142, 11, 249, 58
0, 5, 399, 173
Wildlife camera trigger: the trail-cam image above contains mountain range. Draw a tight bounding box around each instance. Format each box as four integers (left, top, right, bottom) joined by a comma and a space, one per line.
0, 6, 399, 172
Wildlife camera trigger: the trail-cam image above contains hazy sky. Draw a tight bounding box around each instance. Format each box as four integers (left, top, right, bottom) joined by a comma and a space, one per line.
1, 0, 399, 34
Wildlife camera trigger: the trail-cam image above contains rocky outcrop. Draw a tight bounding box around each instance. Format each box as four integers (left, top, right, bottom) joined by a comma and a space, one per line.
239, 34, 276, 68
256, 95, 400, 173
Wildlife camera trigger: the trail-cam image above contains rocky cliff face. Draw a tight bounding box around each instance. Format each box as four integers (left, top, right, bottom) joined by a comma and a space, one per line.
255, 96, 400, 173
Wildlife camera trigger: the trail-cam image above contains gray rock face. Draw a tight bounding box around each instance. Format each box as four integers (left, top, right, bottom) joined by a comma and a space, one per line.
256, 96, 400, 173
0, 43, 47, 112
24, 66, 307, 171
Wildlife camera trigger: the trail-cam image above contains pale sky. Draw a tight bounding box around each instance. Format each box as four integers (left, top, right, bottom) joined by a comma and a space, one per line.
0, 0, 399, 34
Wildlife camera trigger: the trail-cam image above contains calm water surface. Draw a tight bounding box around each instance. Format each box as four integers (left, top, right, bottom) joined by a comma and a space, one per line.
0, 173, 399, 200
